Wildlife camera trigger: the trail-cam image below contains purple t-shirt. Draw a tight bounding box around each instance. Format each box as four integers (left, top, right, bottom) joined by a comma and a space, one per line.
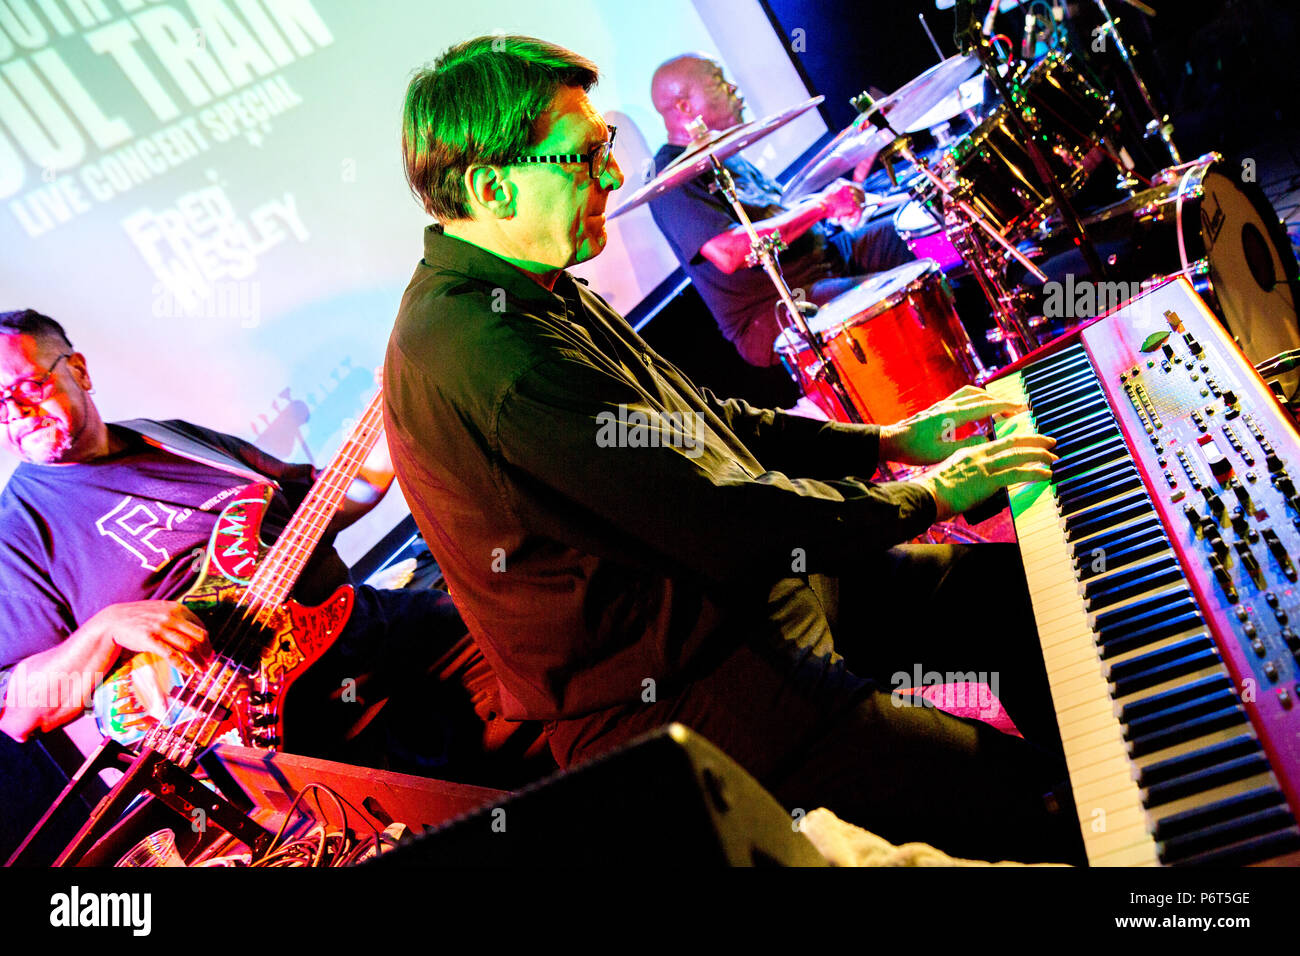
0, 421, 337, 699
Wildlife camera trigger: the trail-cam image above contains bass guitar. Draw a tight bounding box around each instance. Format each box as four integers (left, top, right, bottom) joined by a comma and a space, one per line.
92, 389, 385, 766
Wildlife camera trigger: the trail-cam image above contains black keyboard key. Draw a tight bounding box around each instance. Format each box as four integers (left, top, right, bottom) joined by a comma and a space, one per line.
1138, 738, 1258, 790
1085, 558, 1187, 611
1152, 786, 1286, 841
1110, 642, 1219, 698
1143, 752, 1270, 808
1067, 494, 1157, 544
1164, 826, 1300, 867
1099, 606, 1206, 658
1126, 704, 1248, 757
1159, 808, 1298, 864
1120, 674, 1233, 723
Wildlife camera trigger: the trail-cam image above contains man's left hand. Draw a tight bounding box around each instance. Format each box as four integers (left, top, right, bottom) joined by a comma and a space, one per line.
878, 385, 1027, 466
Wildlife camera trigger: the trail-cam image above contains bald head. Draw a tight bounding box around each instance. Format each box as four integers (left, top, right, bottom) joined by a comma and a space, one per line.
651, 54, 745, 145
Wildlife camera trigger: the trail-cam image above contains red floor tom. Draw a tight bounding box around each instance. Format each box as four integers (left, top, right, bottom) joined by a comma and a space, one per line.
774, 260, 979, 424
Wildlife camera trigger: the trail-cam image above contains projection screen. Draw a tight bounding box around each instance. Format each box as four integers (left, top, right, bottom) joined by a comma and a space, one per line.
0, 0, 826, 559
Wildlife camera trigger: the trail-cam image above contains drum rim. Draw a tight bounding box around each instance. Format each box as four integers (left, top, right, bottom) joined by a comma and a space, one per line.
804, 259, 946, 333
892, 197, 944, 238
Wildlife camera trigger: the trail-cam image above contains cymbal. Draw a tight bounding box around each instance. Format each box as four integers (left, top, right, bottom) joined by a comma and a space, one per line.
781, 54, 983, 201
607, 96, 824, 220
779, 115, 894, 204
903, 71, 988, 133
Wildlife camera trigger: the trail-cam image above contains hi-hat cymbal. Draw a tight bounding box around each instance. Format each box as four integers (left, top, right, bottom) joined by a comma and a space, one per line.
607, 96, 824, 220
782, 54, 983, 201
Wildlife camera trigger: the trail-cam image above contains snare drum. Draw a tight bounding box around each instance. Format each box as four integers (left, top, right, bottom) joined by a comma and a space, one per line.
941, 52, 1116, 236
773, 260, 979, 424
893, 198, 965, 274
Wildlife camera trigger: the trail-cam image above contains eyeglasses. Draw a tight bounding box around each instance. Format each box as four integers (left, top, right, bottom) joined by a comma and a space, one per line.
0, 353, 72, 423
509, 126, 618, 180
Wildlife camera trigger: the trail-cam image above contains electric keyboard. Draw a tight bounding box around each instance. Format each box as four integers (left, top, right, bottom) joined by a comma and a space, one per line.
988, 278, 1300, 866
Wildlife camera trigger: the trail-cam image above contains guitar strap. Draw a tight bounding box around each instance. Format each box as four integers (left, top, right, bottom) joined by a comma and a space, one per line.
114, 419, 281, 488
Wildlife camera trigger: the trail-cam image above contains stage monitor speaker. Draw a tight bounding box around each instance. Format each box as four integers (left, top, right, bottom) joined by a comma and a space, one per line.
366, 723, 828, 867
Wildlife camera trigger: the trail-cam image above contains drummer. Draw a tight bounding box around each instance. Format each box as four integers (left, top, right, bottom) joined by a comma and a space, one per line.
647, 53, 914, 368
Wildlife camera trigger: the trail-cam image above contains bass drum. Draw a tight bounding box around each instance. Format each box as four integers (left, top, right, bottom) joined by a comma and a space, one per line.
1085, 153, 1300, 398
937, 51, 1119, 238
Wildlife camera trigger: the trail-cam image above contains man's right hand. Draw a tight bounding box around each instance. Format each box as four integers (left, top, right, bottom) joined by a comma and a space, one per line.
0, 601, 211, 742
916, 434, 1057, 521
86, 601, 211, 671
817, 179, 867, 224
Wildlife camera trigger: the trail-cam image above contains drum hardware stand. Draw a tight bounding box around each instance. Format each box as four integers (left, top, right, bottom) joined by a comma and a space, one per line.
871, 118, 1045, 358
8, 736, 274, 866
1091, 0, 1181, 166
918, 12, 945, 63
705, 155, 867, 424
957, 22, 1109, 283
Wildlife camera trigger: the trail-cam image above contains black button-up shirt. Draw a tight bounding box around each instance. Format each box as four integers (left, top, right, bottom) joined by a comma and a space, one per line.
383, 225, 935, 734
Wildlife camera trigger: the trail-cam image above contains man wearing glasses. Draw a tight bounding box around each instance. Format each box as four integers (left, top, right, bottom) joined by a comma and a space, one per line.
0, 310, 536, 785
386, 35, 1081, 862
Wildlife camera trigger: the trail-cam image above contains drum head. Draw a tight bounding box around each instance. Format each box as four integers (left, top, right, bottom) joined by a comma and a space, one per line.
1198, 169, 1300, 396
772, 326, 806, 354
893, 199, 942, 238
806, 260, 940, 335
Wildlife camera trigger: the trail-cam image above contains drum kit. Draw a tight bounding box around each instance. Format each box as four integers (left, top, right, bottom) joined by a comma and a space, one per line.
611, 0, 1300, 428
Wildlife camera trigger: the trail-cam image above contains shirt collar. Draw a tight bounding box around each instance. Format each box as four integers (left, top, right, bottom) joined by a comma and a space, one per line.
421, 224, 583, 308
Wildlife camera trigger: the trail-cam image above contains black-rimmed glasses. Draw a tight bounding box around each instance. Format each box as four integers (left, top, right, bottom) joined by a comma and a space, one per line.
509, 125, 618, 180
0, 353, 72, 422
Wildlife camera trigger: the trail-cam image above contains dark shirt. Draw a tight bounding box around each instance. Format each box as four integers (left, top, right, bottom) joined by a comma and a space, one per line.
383, 226, 935, 733
647, 145, 843, 365
0, 421, 343, 701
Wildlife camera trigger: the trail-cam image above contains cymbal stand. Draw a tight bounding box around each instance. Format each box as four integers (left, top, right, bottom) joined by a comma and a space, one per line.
874, 127, 1046, 359
959, 23, 1108, 282
1092, 0, 1181, 165
706, 155, 866, 424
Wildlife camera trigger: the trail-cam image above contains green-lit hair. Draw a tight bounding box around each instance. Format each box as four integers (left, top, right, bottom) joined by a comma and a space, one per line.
402, 35, 599, 221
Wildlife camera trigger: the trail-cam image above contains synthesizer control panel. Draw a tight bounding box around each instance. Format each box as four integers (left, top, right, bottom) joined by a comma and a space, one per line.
1085, 281, 1300, 756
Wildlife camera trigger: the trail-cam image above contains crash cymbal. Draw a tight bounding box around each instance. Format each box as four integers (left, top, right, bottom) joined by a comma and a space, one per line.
782, 54, 982, 201
903, 71, 989, 133
780, 115, 894, 203
607, 96, 824, 220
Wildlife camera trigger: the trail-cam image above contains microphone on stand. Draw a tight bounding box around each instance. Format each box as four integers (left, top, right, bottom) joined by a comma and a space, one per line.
953, 0, 977, 53
982, 0, 1001, 35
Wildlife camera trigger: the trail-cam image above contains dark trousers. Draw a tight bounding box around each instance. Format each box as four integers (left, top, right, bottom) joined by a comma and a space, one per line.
766, 543, 1086, 865
553, 543, 1087, 865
